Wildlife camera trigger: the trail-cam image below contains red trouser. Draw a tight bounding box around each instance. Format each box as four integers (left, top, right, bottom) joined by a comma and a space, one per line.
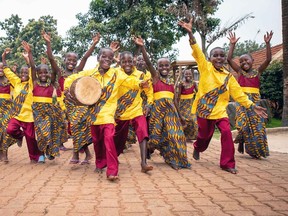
90, 124, 118, 177
114, 115, 148, 156
193, 117, 235, 169
6, 118, 41, 161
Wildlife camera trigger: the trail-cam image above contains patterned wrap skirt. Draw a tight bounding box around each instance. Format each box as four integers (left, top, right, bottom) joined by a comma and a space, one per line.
0, 98, 16, 151
149, 98, 191, 168
32, 102, 61, 157
235, 92, 269, 158
66, 101, 92, 152
179, 98, 198, 140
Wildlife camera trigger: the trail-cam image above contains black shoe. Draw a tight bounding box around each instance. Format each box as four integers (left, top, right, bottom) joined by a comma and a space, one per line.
193, 149, 200, 160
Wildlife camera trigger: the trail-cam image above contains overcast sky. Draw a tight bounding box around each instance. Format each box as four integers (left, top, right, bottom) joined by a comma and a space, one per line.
0, 0, 282, 67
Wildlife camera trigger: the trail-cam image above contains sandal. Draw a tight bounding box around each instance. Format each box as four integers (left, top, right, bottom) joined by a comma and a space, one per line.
80, 160, 90, 165
222, 168, 238, 174
69, 158, 80, 164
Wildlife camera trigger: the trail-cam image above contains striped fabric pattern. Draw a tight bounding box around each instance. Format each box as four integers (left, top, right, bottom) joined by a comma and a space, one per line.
149, 97, 191, 169
235, 92, 269, 158
196, 74, 231, 118
32, 102, 60, 157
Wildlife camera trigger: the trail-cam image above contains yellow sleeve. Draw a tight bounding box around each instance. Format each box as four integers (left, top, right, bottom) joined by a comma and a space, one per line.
229, 76, 254, 108
64, 70, 92, 90
3, 68, 20, 87
117, 69, 141, 90
191, 43, 208, 75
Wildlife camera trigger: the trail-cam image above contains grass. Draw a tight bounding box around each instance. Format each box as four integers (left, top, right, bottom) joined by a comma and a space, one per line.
212, 118, 282, 140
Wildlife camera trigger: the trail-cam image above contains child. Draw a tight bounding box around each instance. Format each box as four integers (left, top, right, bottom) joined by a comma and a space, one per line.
22, 41, 62, 162
0, 61, 17, 163
42, 31, 100, 164
133, 36, 191, 170
227, 31, 273, 159
113, 51, 153, 173
64, 47, 146, 181
176, 69, 198, 142
178, 18, 268, 174
2, 47, 42, 163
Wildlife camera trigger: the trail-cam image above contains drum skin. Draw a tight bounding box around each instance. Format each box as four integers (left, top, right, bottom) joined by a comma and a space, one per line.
69, 76, 102, 106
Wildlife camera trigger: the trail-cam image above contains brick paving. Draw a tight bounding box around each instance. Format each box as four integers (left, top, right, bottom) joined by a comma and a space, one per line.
0, 137, 288, 216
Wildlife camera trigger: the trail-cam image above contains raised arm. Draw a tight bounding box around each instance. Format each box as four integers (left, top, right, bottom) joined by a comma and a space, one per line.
21, 41, 37, 83
110, 41, 121, 66
133, 36, 158, 81
42, 31, 62, 79
227, 32, 241, 74
76, 32, 101, 72
258, 31, 273, 75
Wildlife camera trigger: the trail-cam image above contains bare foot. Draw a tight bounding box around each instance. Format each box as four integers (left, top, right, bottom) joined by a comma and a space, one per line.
141, 164, 153, 173
107, 175, 119, 182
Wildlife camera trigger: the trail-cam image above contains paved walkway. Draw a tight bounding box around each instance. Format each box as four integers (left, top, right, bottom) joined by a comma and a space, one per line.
0, 132, 288, 216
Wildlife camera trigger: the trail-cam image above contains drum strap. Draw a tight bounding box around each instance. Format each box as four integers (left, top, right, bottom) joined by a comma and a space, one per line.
88, 74, 117, 123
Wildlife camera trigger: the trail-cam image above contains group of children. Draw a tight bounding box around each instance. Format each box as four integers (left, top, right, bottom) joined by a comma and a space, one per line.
0, 18, 272, 180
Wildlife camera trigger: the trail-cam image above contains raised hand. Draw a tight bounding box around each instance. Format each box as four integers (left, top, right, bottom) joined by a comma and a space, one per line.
264, 31, 273, 44
178, 18, 193, 33
132, 36, 144, 47
227, 32, 240, 44
42, 31, 51, 43
40, 56, 47, 64
21, 41, 31, 53
110, 41, 120, 52
92, 32, 101, 44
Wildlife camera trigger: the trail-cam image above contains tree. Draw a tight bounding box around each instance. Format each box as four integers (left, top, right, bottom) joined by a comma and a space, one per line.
222, 40, 265, 57
282, 0, 288, 126
65, 0, 181, 61
260, 61, 283, 119
0, 15, 64, 67
168, 0, 254, 56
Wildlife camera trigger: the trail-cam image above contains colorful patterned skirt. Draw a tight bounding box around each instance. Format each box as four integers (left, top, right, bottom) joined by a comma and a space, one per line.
66, 102, 92, 152
32, 102, 61, 157
179, 98, 198, 141
0, 98, 16, 151
149, 98, 191, 168
235, 93, 269, 158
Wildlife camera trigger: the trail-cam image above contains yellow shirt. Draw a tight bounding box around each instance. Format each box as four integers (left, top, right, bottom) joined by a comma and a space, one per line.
115, 68, 147, 120
142, 70, 153, 106
191, 44, 254, 119
64, 67, 141, 125
4, 68, 34, 122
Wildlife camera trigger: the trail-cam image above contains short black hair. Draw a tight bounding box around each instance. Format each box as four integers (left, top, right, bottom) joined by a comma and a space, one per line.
209, 47, 225, 57
97, 47, 113, 61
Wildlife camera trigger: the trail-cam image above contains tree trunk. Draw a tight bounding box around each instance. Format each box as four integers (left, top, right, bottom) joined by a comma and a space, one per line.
282, 0, 288, 126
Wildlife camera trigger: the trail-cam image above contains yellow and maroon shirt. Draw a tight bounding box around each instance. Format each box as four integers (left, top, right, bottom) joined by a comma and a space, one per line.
191, 43, 254, 119
64, 67, 142, 125
4, 68, 34, 122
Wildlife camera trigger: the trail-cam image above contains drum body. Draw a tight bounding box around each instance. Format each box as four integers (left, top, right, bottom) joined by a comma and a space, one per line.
69, 76, 101, 106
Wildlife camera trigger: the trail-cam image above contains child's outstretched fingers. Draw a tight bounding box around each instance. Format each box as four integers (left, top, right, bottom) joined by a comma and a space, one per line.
264, 31, 273, 43
178, 18, 193, 32
92, 32, 101, 44
110, 41, 120, 52
133, 36, 144, 46
227, 32, 240, 44
254, 105, 268, 119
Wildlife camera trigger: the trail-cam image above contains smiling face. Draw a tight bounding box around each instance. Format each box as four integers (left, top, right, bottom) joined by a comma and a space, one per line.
65, 52, 78, 72
239, 54, 254, 72
98, 48, 114, 72
136, 55, 147, 72
210, 48, 226, 70
19, 66, 29, 82
120, 52, 134, 75
37, 64, 50, 83
157, 58, 170, 77
184, 69, 193, 82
